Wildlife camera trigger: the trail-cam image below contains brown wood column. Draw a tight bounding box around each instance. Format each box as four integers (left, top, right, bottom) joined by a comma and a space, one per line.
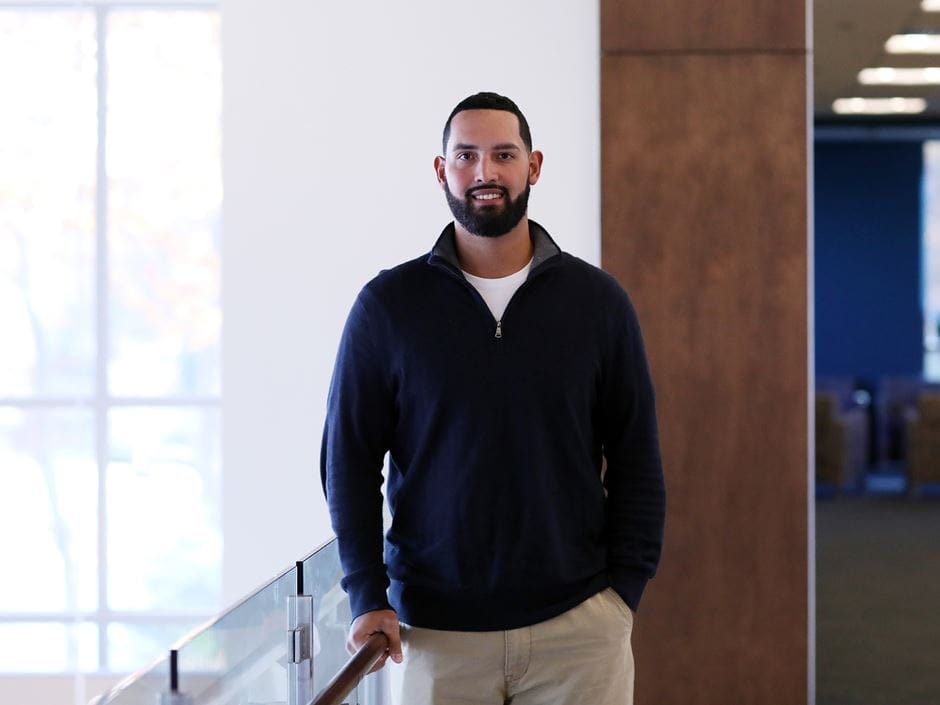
600, 2, 810, 704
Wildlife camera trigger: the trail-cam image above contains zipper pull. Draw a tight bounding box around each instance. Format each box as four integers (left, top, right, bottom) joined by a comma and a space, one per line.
495, 320, 502, 339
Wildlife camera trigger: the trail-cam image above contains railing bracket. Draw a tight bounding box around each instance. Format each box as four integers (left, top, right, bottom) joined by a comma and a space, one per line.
288, 623, 311, 664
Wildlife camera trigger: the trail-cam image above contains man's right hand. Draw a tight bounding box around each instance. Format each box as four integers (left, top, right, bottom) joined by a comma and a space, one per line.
347, 608, 403, 674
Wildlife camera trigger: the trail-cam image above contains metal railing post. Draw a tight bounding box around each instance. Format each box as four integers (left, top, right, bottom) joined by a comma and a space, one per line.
287, 560, 315, 705
159, 650, 193, 705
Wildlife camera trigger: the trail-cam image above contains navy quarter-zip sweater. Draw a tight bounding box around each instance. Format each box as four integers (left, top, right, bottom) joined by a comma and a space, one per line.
321, 221, 665, 631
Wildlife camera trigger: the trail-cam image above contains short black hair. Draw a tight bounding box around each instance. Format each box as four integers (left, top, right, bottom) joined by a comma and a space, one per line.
442, 92, 533, 154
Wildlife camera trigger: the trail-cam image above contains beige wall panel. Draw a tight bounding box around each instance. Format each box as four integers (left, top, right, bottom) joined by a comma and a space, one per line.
602, 54, 808, 704
601, 0, 806, 52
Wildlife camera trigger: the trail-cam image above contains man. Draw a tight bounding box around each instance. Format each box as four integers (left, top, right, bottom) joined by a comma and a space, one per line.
321, 92, 665, 705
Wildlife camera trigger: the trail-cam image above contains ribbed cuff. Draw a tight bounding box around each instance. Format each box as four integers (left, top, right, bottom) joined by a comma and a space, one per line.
343, 569, 392, 622
608, 567, 650, 613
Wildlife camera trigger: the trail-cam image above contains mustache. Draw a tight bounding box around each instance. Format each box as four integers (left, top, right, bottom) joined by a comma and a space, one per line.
466, 184, 508, 199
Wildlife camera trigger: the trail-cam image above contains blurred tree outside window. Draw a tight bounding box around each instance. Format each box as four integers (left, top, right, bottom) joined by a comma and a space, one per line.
0, 5, 221, 674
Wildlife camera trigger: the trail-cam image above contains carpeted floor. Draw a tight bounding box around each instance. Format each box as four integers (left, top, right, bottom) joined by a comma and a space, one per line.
816, 495, 940, 704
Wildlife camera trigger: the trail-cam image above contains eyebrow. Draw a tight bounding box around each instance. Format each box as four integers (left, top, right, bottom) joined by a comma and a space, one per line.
451, 142, 521, 152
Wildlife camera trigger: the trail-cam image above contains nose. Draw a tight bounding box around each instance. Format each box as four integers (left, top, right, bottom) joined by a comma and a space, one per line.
475, 154, 499, 183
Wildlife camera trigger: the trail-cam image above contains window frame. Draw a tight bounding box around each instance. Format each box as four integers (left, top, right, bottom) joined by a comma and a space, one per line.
0, 1, 221, 675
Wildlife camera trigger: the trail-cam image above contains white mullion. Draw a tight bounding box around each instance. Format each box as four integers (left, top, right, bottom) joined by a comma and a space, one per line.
0, 2, 219, 8
0, 398, 95, 407
1, 398, 220, 405
0, 398, 219, 407
0, 612, 213, 622
94, 3, 109, 673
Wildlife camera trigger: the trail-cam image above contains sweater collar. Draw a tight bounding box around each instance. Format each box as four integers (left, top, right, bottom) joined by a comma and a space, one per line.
428, 220, 562, 278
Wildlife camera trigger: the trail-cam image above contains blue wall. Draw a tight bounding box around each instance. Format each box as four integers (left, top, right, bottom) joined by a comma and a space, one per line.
814, 141, 923, 382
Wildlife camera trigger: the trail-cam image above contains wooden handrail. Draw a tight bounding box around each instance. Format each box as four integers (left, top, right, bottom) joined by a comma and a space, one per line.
309, 631, 391, 705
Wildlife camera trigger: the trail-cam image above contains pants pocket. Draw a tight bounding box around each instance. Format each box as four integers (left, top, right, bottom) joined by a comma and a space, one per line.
603, 587, 635, 624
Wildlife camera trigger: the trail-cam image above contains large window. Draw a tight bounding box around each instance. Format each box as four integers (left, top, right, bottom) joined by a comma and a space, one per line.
0, 4, 221, 673
924, 141, 940, 379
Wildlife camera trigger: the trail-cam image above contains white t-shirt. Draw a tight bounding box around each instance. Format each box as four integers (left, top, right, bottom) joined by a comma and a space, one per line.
461, 258, 533, 321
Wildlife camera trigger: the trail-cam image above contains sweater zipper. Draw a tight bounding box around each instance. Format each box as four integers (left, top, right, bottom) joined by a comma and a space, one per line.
492, 274, 537, 341
430, 255, 557, 341
430, 263, 508, 340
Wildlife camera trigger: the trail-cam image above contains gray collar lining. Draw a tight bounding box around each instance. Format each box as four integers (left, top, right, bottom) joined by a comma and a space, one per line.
430, 220, 560, 278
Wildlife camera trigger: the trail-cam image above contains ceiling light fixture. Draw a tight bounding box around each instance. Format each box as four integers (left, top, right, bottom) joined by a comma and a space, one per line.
832, 97, 927, 114
858, 67, 940, 84
922, 0, 940, 11
886, 33, 940, 54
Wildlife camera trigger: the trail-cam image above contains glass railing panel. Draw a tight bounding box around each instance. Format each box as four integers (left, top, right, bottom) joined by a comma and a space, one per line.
88, 653, 169, 705
301, 538, 389, 705
89, 539, 381, 705
303, 538, 351, 697
172, 564, 298, 705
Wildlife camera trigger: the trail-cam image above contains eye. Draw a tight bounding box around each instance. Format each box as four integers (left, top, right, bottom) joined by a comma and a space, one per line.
498, 152, 515, 160
456, 152, 474, 162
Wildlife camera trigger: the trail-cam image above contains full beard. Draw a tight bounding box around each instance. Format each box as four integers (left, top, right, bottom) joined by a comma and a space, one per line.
444, 181, 531, 238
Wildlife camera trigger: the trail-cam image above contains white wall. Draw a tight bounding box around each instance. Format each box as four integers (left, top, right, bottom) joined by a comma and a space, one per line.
222, 0, 600, 602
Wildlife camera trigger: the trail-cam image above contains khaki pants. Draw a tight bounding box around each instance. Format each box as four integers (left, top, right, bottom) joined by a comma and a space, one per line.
394, 588, 635, 705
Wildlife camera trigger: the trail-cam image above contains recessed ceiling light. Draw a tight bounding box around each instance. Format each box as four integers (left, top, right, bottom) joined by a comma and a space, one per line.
832, 97, 927, 114
886, 34, 940, 54
858, 67, 940, 84
922, 0, 940, 11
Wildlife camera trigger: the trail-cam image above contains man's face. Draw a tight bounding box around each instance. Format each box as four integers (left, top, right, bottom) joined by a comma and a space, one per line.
435, 109, 542, 238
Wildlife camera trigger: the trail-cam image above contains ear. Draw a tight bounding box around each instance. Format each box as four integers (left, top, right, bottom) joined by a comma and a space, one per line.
434, 155, 447, 189
528, 150, 544, 186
